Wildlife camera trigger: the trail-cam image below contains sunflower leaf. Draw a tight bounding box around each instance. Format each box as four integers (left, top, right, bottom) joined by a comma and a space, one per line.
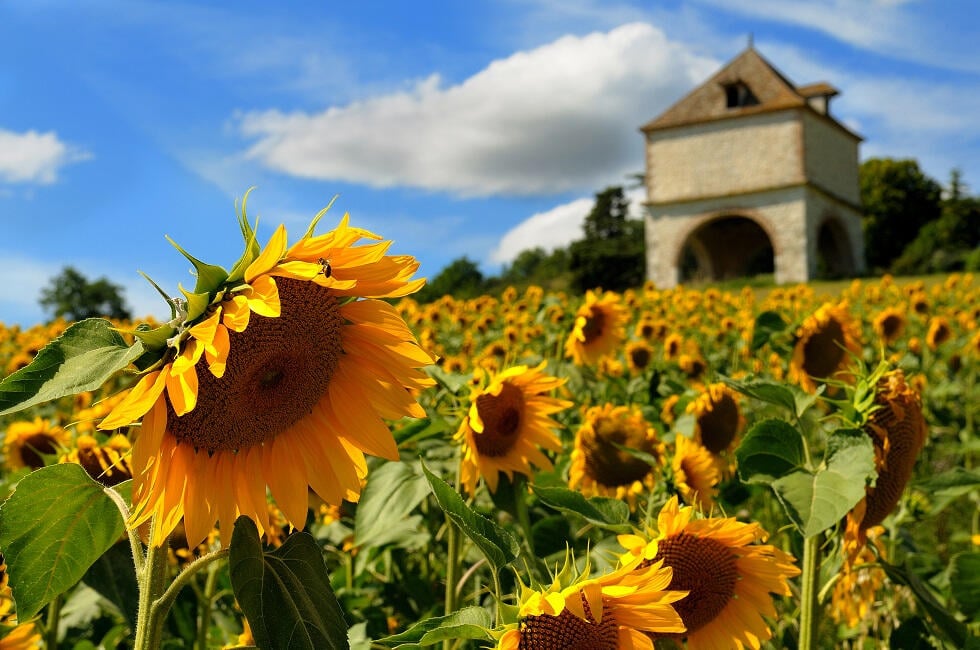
722, 377, 820, 419
230, 517, 349, 650
0, 318, 143, 417
531, 485, 631, 532
354, 461, 430, 550
949, 552, 980, 619
736, 418, 808, 483
751, 310, 788, 350
377, 606, 493, 646
420, 462, 519, 572
770, 428, 875, 537
0, 464, 126, 620
881, 558, 969, 648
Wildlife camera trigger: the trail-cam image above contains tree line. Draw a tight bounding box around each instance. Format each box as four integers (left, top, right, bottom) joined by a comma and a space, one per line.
37, 157, 980, 318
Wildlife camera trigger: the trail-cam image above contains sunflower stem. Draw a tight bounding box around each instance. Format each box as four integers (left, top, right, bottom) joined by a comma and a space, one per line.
44, 594, 62, 649
105, 484, 145, 578
195, 552, 223, 650
133, 530, 171, 650
798, 532, 822, 650
513, 474, 536, 559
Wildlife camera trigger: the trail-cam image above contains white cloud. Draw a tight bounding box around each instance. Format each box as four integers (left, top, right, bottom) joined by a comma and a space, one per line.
237, 22, 717, 196
490, 188, 646, 266
0, 128, 91, 185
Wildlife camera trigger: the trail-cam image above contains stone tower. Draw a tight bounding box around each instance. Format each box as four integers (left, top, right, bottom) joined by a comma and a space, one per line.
641, 46, 865, 287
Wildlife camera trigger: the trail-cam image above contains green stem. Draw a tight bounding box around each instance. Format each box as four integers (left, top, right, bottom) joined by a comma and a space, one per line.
104, 484, 145, 578
799, 533, 822, 650
513, 474, 536, 560
44, 594, 62, 649
195, 553, 224, 650
133, 529, 171, 650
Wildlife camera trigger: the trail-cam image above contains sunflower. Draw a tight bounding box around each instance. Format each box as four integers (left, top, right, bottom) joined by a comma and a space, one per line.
618, 496, 800, 649
687, 383, 745, 457
456, 362, 572, 494
925, 315, 953, 350
2, 417, 70, 471
670, 435, 720, 511
564, 290, 627, 366
497, 552, 687, 649
831, 525, 888, 628
98, 203, 435, 548
59, 433, 132, 487
625, 340, 655, 375
872, 307, 906, 345
788, 302, 862, 393
844, 369, 928, 555
568, 403, 664, 508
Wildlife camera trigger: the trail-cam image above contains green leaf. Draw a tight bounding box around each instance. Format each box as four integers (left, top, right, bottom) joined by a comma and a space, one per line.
917, 467, 980, 495
378, 607, 493, 646
227, 188, 262, 284
949, 552, 980, 619
751, 310, 788, 350
0, 464, 126, 620
771, 428, 876, 537
354, 461, 430, 549
420, 462, 519, 572
81, 541, 139, 627
0, 319, 143, 416
881, 558, 969, 648
722, 377, 820, 419
230, 517, 349, 650
736, 419, 807, 484
531, 485, 631, 532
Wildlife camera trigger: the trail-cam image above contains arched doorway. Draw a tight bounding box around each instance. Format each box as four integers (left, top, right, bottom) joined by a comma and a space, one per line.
815, 217, 856, 279
678, 215, 774, 283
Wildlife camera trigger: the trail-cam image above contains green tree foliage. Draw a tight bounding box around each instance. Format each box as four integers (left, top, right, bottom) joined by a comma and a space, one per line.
860, 158, 942, 271
414, 256, 486, 303
498, 247, 571, 291
568, 186, 645, 292
891, 170, 980, 274
39, 266, 132, 321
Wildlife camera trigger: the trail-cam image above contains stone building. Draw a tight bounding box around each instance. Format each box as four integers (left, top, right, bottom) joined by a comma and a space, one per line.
641, 46, 865, 287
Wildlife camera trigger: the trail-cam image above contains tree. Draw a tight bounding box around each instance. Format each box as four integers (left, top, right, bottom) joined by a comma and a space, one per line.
568, 186, 645, 292
499, 247, 571, 290
414, 256, 486, 303
860, 158, 942, 271
39, 266, 132, 321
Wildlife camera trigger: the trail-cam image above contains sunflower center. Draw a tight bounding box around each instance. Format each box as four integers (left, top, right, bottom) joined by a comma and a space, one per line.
168, 277, 344, 453
629, 346, 651, 370
801, 317, 845, 379
650, 532, 739, 634
473, 382, 524, 458
518, 600, 618, 649
696, 393, 740, 454
879, 314, 904, 341
581, 307, 606, 344
583, 417, 655, 487
19, 433, 60, 470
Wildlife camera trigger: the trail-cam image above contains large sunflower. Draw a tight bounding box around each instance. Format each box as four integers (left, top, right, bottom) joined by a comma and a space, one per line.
788, 302, 862, 393
564, 290, 627, 366
456, 362, 572, 494
568, 403, 663, 508
98, 202, 435, 547
618, 496, 800, 649
497, 552, 687, 649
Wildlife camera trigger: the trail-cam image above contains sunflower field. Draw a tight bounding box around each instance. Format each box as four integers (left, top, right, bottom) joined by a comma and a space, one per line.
0, 206, 977, 650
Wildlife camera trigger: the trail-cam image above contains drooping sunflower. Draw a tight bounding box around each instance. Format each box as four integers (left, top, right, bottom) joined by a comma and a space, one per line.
98, 200, 435, 547
788, 302, 862, 393
843, 368, 928, 555
497, 552, 687, 649
831, 525, 888, 628
456, 362, 572, 494
568, 403, 664, 508
670, 435, 720, 511
564, 290, 627, 366
618, 496, 800, 649
2, 417, 70, 471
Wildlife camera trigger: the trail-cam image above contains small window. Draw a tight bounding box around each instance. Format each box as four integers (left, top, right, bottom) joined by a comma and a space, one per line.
724, 82, 759, 108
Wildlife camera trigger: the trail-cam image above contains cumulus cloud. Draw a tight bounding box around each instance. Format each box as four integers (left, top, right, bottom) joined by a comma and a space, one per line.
0, 128, 91, 185
490, 188, 646, 266
237, 22, 716, 196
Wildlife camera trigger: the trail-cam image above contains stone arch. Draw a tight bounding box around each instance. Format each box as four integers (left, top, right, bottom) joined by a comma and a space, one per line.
814, 214, 856, 279
676, 214, 775, 283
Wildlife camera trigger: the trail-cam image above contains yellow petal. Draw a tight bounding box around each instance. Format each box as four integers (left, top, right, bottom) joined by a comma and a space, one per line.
206, 325, 230, 378
222, 294, 251, 332
247, 275, 281, 318
246, 223, 287, 282
99, 370, 168, 430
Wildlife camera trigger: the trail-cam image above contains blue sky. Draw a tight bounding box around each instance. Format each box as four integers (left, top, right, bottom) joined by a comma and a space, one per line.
2, 0, 978, 327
